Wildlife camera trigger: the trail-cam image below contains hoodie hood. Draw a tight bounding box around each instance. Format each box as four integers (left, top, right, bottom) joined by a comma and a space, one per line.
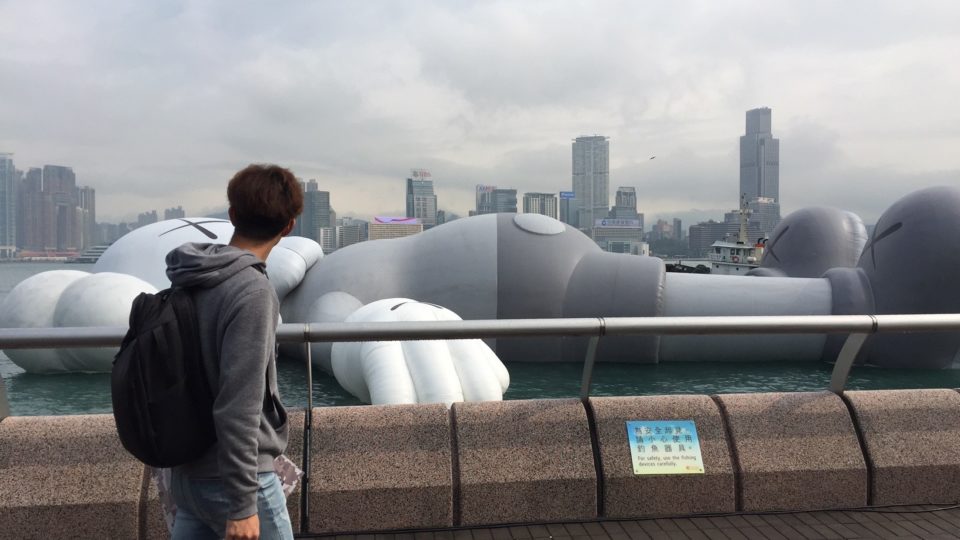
166, 242, 266, 289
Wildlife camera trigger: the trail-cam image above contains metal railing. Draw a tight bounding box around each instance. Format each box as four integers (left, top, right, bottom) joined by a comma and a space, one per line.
3, 313, 960, 399
3, 313, 960, 532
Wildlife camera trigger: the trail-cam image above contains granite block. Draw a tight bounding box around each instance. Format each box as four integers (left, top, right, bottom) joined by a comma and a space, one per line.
0, 414, 144, 539
453, 399, 596, 526
714, 391, 867, 511
142, 409, 307, 538
844, 389, 960, 505
309, 403, 452, 533
591, 395, 735, 518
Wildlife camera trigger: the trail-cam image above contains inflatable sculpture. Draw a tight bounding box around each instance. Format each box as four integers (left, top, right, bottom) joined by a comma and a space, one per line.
2, 185, 959, 404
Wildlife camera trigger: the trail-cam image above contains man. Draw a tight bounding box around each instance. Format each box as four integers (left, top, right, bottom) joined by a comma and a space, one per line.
165, 164, 303, 540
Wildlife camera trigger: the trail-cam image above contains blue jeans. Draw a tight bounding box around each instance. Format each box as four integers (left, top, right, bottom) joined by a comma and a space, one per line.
171, 470, 294, 540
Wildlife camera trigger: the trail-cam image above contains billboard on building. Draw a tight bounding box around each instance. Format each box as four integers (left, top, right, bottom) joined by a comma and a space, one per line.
560, 191, 575, 199
595, 218, 642, 228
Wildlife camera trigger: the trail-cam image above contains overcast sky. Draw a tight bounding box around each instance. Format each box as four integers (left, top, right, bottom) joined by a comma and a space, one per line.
2, 1, 958, 224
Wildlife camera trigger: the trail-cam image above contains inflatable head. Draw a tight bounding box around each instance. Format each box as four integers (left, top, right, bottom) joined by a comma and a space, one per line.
858, 186, 960, 368
752, 207, 867, 278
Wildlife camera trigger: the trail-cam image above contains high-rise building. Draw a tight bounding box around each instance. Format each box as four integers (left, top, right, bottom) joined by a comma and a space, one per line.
739, 107, 781, 235
337, 217, 368, 250
164, 206, 186, 220
572, 135, 610, 232
297, 180, 337, 243
77, 186, 96, 249
406, 169, 437, 228
609, 186, 643, 232
42, 165, 78, 251
17, 168, 43, 251
592, 218, 644, 252
747, 197, 780, 241
558, 191, 576, 226
0, 153, 17, 257
522, 192, 558, 219
368, 216, 423, 240
475, 185, 518, 214
137, 210, 158, 228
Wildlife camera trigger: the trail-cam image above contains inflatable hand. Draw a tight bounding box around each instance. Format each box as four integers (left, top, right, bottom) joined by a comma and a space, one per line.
330, 298, 510, 405
0, 270, 156, 372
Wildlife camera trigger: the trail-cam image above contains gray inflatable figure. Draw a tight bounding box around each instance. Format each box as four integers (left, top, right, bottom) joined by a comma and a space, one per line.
282, 186, 960, 370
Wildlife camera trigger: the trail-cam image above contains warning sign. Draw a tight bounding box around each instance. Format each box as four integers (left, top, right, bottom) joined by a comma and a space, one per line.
626, 420, 705, 475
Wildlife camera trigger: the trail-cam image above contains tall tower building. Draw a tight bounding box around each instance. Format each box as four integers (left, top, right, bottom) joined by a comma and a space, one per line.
301, 186, 335, 245
77, 186, 96, 250
572, 135, 610, 232
522, 192, 558, 219
739, 109, 780, 203
18, 168, 43, 251
405, 169, 437, 228
42, 165, 78, 251
0, 153, 17, 257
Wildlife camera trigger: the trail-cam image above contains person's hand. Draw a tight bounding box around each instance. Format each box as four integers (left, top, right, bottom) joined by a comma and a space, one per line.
331, 298, 510, 405
225, 514, 260, 540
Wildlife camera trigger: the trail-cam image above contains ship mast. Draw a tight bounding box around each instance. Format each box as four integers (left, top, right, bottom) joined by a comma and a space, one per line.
738, 194, 748, 245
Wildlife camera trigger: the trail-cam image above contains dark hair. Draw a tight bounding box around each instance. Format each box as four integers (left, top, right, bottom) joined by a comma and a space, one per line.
227, 164, 304, 241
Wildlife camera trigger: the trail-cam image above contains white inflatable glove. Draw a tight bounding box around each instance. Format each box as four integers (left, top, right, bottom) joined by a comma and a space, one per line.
331, 298, 510, 406
0, 271, 156, 372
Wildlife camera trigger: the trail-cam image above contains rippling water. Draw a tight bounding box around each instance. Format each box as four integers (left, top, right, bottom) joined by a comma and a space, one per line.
3, 262, 960, 416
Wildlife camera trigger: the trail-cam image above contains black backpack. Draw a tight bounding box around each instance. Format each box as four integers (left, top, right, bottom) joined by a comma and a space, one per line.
111, 287, 216, 468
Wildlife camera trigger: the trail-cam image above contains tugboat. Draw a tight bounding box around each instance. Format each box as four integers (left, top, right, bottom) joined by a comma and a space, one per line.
707, 201, 765, 276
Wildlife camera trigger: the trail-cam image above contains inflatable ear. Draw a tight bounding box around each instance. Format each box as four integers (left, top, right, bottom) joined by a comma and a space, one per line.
94, 218, 235, 289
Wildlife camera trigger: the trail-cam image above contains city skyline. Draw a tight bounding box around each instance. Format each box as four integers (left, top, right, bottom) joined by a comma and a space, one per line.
2, 3, 959, 224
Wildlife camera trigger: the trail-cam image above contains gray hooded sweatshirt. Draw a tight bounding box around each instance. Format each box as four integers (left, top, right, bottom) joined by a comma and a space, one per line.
166, 242, 288, 520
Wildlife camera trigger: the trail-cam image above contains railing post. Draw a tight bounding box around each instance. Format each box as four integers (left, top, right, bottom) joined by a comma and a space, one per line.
300, 325, 313, 534
828, 333, 870, 395
579, 336, 602, 400
0, 371, 10, 420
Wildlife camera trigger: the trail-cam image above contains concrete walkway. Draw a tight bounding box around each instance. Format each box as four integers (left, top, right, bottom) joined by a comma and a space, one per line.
303, 505, 960, 540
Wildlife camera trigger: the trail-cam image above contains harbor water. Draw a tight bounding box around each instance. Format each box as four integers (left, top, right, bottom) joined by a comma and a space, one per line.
3, 262, 960, 416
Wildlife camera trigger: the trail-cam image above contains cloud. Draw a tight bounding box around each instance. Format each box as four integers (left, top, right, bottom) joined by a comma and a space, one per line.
1, 1, 959, 223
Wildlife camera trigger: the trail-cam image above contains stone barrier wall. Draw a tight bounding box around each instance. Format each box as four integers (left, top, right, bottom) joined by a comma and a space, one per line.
2, 390, 960, 538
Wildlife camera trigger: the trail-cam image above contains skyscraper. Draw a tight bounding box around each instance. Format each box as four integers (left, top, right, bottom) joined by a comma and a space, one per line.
739, 108, 781, 235
301, 184, 335, 244
0, 153, 17, 258
475, 185, 518, 214
42, 165, 78, 251
18, 168, 43, 251
405, 169, 437, 228
522, 192, 558, 219
572, 135, 610, 232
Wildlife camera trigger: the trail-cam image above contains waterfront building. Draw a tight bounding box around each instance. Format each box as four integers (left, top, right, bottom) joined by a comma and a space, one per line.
164, 206, 186, 220
606, 239, 650, 256
592, 218, 644, 252
475, 185, 518, 215
337, 217, 368, 250
300, 184, 336, 244
319, 227, 336, 254
17, 168, 42, 251
368, 216, 423, 240
77, 186, 96, 250
688, 217, 763, 257
609, 186, 644, 232
747, 197, 780, 238
42, 165, 79, 252
0, 153, 17, 258
558, 191, 576, 226
522, 192, 558, 219
572, 135, 610, 233
740, 107, 781, 235
406, 170, 437, 228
